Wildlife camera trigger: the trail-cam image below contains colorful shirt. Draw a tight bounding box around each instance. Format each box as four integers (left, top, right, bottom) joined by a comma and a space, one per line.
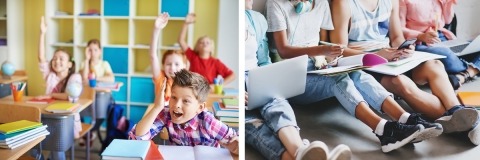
399, 0, 457, 40
129, 109, 237, 147
185, 48, 233, 84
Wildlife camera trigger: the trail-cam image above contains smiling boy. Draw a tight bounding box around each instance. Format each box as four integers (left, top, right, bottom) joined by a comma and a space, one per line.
128, 69, 238, 154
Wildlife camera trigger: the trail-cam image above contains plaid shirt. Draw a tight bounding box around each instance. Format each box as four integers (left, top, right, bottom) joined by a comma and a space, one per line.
129, 108, 237, 147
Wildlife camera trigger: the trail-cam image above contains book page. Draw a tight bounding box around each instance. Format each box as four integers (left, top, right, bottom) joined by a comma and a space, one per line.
194, 145, 233, 160
337, 54, 364, 66
307, 65, 364, 75
158, 145, 195, 160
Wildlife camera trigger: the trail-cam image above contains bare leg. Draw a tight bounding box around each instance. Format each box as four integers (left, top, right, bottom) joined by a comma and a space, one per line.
355, 102, 382, 130
281, 150, 295, 160
411, 60, 461, 117
278, 126, 305, 158
381, 96, 406, 121
380, 74, 444, 120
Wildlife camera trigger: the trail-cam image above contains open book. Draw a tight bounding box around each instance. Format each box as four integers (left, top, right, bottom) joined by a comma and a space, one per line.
308, 53, 388, 75
366, 51, 446, 76
158, 145, 233, 160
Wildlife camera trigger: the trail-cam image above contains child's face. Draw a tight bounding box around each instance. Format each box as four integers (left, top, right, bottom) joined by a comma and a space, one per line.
196, 38, 212, 54
51, 51, 72, 73
169, 86, 205, 124
163, 54, 186, 78
88, 44, 102, 60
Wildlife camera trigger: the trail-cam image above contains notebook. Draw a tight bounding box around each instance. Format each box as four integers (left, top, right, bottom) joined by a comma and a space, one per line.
432, 34, 480, 56
0, 130, 50, 149
0, 125, 48, 143
365, 51, 446, 76
222, 98, 239, 109
158, 145, 233, 160
457, 92, 480, 107
95, 82, 123, 91
0, 120, 42, 134
308, 53, 388, 75
247, 55, 308, 110
102, 139, 151, 160
26, 97, 55, 104
45, 102, 80, 113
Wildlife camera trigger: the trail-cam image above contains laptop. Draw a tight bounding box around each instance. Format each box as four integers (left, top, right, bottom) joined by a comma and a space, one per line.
433, 35, 480, 56
246, 55, 308, 110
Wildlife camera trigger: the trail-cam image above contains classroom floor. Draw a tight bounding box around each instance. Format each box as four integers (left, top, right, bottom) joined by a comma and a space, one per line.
246, 81, 480, 160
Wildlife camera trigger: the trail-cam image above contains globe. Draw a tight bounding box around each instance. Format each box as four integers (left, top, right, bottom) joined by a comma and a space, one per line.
66, 83, 83, 98
1, 61, 15, 76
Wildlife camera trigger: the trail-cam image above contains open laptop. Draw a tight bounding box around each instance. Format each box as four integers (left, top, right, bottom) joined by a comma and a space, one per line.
433, 35, 480, 56
246, 55, 308, 110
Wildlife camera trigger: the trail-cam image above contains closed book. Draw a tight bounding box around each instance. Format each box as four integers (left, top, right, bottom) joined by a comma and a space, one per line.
26, 98, 55, 104
0, 125, 48, 144
0, 130, 49, 149
212, 102, 239, 117
222, 98, 239, 109
45, 102, 80, 113
219, 116, 239, 123
457, 92, 480, 107
145, 140, 164, 160
159, 145, 233, 160
102, 139, 150, 160
0, 120, 42, 134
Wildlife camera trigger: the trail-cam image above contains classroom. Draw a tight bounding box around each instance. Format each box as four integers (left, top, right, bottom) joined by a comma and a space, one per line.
0, 0, 239, 160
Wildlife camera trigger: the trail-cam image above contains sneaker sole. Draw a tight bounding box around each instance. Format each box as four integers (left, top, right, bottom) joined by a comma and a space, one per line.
381, 125, 423, 153
328, 144, 351, 160
435, 109, 479, 133
301, 141, 328, 160
411, 126, 443, 143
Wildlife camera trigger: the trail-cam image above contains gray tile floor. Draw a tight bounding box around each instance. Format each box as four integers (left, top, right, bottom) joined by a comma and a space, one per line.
246, 81, 480, 160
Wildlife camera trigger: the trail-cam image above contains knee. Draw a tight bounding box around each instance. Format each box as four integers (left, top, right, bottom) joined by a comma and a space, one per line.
389, 76, 416, 96
422, 60, 447, 75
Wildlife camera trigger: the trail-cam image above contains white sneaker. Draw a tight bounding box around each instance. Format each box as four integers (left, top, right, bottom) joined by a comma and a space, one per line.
469, 123, 480, 145
295, 141, 328, 160
328, 144, 351, 160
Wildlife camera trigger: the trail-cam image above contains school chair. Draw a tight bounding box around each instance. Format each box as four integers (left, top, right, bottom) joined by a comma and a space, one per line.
144, 104, 169, 144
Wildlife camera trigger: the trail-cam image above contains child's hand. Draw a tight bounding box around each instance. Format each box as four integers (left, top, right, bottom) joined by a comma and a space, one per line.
376, 48, 402, 61
85, 48, 91, 61
40, 16, 47, 34
323, 45, 344, 60
154, 13, 170, 29
223, 137, 239, 155
154, 79, 167, 109
185, 13, 196, 24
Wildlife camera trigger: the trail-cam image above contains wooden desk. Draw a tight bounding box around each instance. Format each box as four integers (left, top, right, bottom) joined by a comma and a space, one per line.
0, 136, 46, 160
0, 96, 92, 116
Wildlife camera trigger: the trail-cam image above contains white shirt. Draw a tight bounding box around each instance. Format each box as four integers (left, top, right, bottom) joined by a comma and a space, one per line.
245, 21, 259, 71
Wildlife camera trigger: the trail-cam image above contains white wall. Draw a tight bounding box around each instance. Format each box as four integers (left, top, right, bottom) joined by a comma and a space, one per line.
217, 0, 239, 88
454, 0, 480, 40
5, 0, 24, 69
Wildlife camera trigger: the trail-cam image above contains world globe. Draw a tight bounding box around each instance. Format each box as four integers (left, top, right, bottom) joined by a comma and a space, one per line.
1, 61, 15, 76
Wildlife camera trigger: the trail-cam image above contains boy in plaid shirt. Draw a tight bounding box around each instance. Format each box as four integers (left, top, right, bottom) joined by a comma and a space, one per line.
129, 69, 238, 154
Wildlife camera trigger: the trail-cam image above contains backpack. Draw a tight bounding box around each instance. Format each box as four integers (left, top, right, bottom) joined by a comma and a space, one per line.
101, 98, 134, 152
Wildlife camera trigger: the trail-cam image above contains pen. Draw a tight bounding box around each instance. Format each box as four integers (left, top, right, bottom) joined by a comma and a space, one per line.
328, 55, 344, 66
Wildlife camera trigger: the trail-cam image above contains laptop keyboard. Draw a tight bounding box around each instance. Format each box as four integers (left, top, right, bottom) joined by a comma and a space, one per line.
450, 43, 469, 53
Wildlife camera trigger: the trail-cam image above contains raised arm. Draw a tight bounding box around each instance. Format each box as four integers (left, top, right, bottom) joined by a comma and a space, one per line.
135, 79, 167, 137
178, 13, 195, 52
81, 48, 91, 82
150, 13, 170, 79
38, 16, 47, 63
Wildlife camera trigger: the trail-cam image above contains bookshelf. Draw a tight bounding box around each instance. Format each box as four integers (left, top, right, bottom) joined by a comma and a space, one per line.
44, 0, 194, 123
0, 0, 24, 71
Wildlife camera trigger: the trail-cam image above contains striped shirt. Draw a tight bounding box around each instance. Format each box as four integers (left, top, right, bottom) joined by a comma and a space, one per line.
129, 108, 237, 147
348, 0, 392, 48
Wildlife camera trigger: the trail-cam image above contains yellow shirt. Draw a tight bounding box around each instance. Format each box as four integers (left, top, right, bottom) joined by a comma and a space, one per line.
81, 61, 113, 78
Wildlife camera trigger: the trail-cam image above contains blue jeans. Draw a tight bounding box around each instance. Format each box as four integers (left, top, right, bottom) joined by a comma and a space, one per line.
289, 59, 392, 116
245, 98, 297, 160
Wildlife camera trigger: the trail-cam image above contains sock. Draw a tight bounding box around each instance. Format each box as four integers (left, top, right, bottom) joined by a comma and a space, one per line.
398, 112, 411, 124
445, 105, 465, 116
375, 119, 388, 136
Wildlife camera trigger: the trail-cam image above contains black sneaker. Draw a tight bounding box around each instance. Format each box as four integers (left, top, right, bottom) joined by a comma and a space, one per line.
406, 113, 443, 143
376, 121, 423, 153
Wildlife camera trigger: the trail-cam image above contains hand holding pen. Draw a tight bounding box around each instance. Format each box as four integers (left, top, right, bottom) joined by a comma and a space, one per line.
320, 41, 345, 66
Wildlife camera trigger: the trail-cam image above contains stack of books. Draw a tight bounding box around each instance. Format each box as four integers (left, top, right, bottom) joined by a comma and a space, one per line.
45, 102, 81, 113
102, 139, 163, 160
212, 99, 239, 127
0, 120, 50, 149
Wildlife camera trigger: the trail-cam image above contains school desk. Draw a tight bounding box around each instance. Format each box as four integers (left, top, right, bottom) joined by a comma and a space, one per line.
0, 104, 44, 160
0, 95, 93, 160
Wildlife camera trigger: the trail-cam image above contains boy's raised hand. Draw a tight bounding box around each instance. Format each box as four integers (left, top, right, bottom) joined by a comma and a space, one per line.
155, 13, 170, 29
185, 13, 196, 24
40, 16, 47, 34
223, 136, 239, 155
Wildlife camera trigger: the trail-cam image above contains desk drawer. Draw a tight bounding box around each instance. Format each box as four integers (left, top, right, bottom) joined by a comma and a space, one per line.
0, 83, 11, 98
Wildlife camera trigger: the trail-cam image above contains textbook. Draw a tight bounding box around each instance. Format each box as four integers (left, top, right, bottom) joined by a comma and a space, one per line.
0, 120, 42, 134
159, 145, 233, 160
45, 102, 80, 113
0, 125, 47, 143
25, 97, 55, 104
212, 102, 239, 117
102, 139, 151, 160
219, 117, 239, 123
457, 92, 480, 107
308, 53, 388, 75
365, 51, 446, 76
222, 98, 239, 109
0, 130, 50, 149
